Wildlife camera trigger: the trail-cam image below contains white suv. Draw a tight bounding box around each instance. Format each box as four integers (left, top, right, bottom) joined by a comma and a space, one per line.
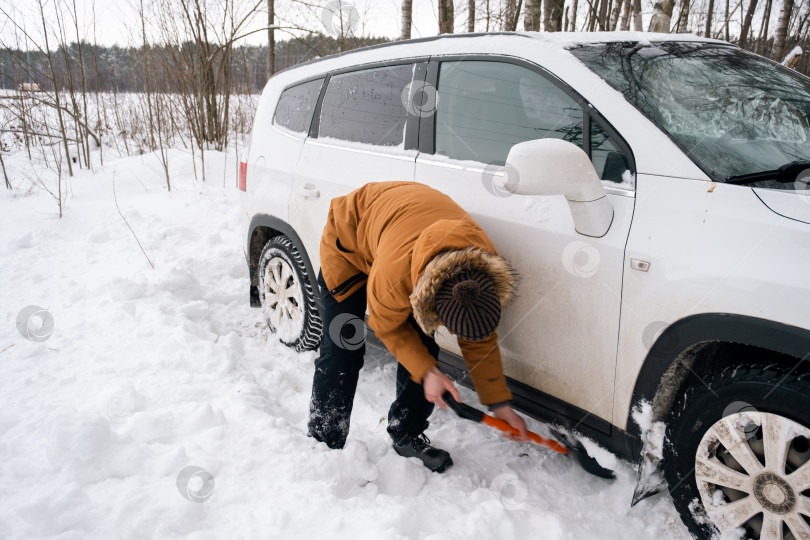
240, 32, 810, 540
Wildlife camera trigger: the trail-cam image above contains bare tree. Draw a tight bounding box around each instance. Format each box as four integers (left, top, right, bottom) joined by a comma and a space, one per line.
439, 0, 455, 33
725, 0, 730, 40
504, 0, 517, 29
738, 0, 759, 47
705, 0, 715, 36
1, 151, 9, 189
649, 0, 676, 32
37, 0, 73, 178
610, 0, 625, 29
402, 0, 413, 39
772, 0, 795, 59
620, 0, 632, 29
544, 0, 565, 30
756, 0, 772, 53
267, 0, 275, 77
71, 0, 92, 169
91, 0, 103, 166
673, 0, 689, 31
633, 0, 643, 30
598, 0, 610, 29
468, 0, 476, 31
524, 0, 542, 30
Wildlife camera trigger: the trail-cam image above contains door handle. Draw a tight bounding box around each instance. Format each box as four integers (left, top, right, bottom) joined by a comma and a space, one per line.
296, 184, 320, 199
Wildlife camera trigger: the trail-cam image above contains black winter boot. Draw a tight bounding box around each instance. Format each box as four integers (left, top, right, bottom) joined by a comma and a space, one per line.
392, 433, 453, 473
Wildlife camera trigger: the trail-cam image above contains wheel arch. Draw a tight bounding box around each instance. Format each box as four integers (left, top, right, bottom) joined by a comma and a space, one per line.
627, 313, 810, 442
247, 214, 320, 314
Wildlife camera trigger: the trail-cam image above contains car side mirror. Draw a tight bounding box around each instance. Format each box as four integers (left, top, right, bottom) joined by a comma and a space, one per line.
500, 139, 614, 238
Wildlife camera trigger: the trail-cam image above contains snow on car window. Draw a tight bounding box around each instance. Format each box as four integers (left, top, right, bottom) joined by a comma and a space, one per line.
571, 43, 810, 182
318, 63, 414, 148
273, 78, 323, 134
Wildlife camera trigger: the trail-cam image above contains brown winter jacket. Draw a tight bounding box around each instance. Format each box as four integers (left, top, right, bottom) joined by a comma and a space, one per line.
320, 181, 518, 405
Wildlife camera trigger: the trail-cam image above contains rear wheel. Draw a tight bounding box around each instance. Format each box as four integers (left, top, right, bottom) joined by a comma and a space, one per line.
257, 236, 322, 352
664, 363, 810, 540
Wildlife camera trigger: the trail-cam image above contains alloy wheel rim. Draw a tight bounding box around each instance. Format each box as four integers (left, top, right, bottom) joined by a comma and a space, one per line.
695, 411, 810, 540
262, 256, 304, 342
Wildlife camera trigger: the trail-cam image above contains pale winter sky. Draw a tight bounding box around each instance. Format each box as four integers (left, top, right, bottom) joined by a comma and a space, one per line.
0, 0, 765, 50
0, 0, 489, 48
0, 0, 656, 49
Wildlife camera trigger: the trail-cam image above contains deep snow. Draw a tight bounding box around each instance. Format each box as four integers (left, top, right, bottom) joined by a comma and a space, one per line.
0, 149, 691, 539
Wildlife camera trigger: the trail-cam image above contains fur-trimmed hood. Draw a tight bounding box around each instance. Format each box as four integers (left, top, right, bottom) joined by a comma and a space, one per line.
410, 246, 519, 336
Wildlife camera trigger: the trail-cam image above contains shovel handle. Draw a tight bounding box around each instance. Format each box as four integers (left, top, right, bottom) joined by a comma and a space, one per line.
442, 391, 568, 455
481, 416, 568, 455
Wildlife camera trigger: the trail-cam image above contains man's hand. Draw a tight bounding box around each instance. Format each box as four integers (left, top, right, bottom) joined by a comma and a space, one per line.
422, 367, 461, 409
492, 406, 528, 442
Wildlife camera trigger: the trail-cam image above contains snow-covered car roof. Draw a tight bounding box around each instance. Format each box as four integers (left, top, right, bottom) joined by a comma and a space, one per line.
275, 31, 732, 80
520, 30, 730, 47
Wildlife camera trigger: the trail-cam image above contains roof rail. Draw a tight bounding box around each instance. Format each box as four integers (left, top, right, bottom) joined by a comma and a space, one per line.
272, 32, 532, 77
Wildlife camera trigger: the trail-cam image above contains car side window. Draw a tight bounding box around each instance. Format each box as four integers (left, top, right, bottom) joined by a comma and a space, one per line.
591, 118, 631, 184
435, 61, 584, 166
318, 64, 415, 147
273, 78, 323, 134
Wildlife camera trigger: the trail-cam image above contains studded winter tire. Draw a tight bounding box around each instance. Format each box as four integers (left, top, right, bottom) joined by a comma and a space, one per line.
663, 363, 810, 540
257, 236, 322, 352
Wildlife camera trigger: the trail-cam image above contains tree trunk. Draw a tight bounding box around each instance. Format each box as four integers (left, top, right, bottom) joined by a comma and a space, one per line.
633, 0, 643, 30
71, 0, 91, 169
0, 152, 9, 189
439, 0, 455, 33
599, 0, 610, 29
772, 0, 795, 60
402, 0, 413, 39
673, 0, 689, 31
38, 0, 73, 178
610, 0, 625, 29
738, 0, 758, 48
586, 0, 598, 30
705, 0, 715, 36
724, 0, 730, 41
544, 0, 565, 30
524, 0, 542, 30
468, 0, 475, 31
572, 0, 579, 30
267, 0, 275, 77
756, 0, 771, 54
486, 0, 491, 30
620, 0, 632, 29
649, 0, 676, 32
505, 0, 517, 29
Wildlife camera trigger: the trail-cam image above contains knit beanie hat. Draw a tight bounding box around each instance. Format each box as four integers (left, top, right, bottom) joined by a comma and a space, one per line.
434, 271, 501, 341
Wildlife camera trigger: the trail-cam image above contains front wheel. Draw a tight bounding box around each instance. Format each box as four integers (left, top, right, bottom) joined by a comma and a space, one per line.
664, 363, 810, 540
257, 235, 322, 352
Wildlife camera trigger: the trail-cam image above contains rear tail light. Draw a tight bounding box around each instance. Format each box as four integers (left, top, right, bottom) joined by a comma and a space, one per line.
238, 161, 247, 191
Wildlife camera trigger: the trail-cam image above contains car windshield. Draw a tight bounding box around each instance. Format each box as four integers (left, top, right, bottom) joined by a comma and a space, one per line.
569, 42, 810, 186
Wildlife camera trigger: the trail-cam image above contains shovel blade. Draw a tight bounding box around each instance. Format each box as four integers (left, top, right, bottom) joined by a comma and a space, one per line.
630, 458, 667, 506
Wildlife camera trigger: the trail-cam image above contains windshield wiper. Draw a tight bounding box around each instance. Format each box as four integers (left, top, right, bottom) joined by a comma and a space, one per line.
726, 160, 810, 185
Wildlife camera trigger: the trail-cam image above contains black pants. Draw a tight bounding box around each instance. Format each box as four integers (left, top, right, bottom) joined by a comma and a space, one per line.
307, 271, 437, 449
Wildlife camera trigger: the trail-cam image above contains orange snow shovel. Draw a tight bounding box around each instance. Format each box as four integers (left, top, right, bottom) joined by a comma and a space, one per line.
442, 391, 615, 479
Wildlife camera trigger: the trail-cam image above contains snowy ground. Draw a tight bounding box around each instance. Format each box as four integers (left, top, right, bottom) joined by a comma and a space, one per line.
0, 149, 691, 539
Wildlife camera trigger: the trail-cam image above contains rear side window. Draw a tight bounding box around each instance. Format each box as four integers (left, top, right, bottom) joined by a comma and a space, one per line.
435, 61, 584, 165
273, 78, 323, 134
318, 64, 415, 147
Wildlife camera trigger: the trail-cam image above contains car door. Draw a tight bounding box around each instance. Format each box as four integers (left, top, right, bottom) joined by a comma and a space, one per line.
290, 61, 425, 270
413, 58, 636, 426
